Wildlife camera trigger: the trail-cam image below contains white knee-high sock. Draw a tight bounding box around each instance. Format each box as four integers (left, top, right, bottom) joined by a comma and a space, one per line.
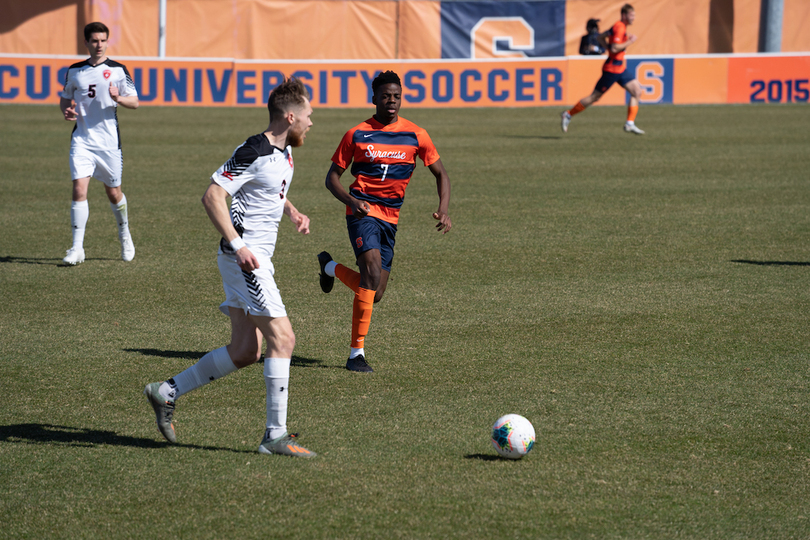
264, 357, 291, 439
110, 193, 130, 238
160, 346, 237, 400
70, 200, 89, 249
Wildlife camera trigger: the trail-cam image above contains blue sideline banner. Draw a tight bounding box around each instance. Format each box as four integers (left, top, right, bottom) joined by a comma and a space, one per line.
440, 1, 566, 59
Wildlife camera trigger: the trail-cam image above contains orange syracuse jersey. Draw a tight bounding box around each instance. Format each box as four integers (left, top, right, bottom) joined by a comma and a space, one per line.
331, 116, 440, 224
603, 20, 628, 74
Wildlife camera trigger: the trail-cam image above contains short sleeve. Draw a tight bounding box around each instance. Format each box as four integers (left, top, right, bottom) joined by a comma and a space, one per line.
119, 66, 138, 98
331, 129, 356, 169
611, 23, 625, 44
212, 143, 260, 196
417, 129, 440, 167
60, 71, 74, 100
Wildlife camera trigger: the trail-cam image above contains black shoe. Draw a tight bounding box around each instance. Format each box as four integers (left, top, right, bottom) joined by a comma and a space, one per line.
317, 251, 334, 293
346, 354, 373, 372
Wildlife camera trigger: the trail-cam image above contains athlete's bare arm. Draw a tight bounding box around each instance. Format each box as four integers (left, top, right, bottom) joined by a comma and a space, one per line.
283, 199, 310, 234
598, 31, 611, 51
610, 34, 637, 53
427, 159, 452, 234
109, 85, 139, 109
60, 97, 77, 121
202, 180, 259, 271
325, 162, 370, 218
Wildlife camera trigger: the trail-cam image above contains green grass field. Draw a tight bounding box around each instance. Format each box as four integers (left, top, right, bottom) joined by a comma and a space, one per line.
1, 102, 808, 539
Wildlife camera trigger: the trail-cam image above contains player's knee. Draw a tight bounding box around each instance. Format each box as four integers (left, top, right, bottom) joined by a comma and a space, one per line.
360, 274, 381, 292
374, 290, 385, 303
271, 326, 296, 357
276, 342, 295, 360
282, 329, 296, 352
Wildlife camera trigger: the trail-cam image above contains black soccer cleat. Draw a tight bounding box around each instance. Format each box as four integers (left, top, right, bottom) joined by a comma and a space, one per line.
317, 251, 335, 293
346, 354, 373, 373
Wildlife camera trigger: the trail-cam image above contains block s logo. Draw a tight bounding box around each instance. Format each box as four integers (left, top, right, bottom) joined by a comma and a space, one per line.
471, 17, 534, 59
625, 58, 673, 104
635, 62, 665, 103
355, 237, 363, 249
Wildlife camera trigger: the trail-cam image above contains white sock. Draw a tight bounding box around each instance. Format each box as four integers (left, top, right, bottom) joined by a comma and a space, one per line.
350, 347, 364, 359
165, 346, 237, 399
110, 193, 130, 239
264, 357, 291, 440
324, 260, 337, 277
70, 200, 89, 249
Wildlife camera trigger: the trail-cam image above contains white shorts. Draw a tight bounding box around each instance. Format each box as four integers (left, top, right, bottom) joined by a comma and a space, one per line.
69, 147, 123, 187
217, 252, 287, 318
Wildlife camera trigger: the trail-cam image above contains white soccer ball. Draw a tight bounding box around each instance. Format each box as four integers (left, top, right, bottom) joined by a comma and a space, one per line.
491, 414, 535, 459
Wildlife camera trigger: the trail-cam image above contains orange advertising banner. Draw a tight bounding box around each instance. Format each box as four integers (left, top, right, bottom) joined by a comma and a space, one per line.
673, 56, 728, 104
0, 56, 568, 108
2, 54, 808, 108
727, 55, 810, 104
4, 0, 810, 59
231, 60, 568, 108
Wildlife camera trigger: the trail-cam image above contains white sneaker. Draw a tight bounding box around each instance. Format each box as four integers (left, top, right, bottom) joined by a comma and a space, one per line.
560, 111, 571, 133
121, 236, 135, 262
624, 123, 645, 135
63, 247, 85, 265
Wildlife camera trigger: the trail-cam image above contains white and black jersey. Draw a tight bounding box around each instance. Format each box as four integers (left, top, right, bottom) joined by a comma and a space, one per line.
212, 134, 294, 259
61, 59, 138, 151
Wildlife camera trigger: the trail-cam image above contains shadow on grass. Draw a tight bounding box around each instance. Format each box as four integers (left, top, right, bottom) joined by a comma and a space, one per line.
0, 255, 119, 266
0, 255, 64, 266
0, 423, 253, 453
125, 348, 329, 368
125, 348, 207, 360
731, 259, 810, 267
291, 355, 330, 368
464, 453, 503, 461
505, 135, 562, 140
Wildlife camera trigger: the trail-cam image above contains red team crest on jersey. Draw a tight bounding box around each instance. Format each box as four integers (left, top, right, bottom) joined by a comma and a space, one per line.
287, 153, 294, 168
103, 69, 111, 80
355, 237, 363, 249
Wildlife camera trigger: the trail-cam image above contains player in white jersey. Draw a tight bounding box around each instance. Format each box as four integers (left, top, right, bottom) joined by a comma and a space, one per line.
59, 22, 139, 265
144, 77, 317, 457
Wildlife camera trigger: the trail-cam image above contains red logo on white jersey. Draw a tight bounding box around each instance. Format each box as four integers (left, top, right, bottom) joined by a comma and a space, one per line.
222, 171, 234, 181
287, 153, 294, 168
103, 70, 112, 80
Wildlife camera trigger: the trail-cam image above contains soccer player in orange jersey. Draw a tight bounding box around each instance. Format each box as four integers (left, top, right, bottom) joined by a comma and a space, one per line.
561, 4, 645, 135
317, 71, 452, 372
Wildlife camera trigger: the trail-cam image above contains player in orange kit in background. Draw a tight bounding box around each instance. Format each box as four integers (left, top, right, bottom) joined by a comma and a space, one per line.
561, 4, 645, 135
317, 70, 452, 373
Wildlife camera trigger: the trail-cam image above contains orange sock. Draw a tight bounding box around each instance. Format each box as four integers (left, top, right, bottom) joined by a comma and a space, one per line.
351, 287, 375, 349
627, 105, 639, 123
334, 264, 361, 293
568, 101, 586, 116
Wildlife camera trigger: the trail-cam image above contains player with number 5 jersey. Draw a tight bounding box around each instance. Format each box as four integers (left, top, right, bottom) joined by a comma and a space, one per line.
59, 22, 139, 266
